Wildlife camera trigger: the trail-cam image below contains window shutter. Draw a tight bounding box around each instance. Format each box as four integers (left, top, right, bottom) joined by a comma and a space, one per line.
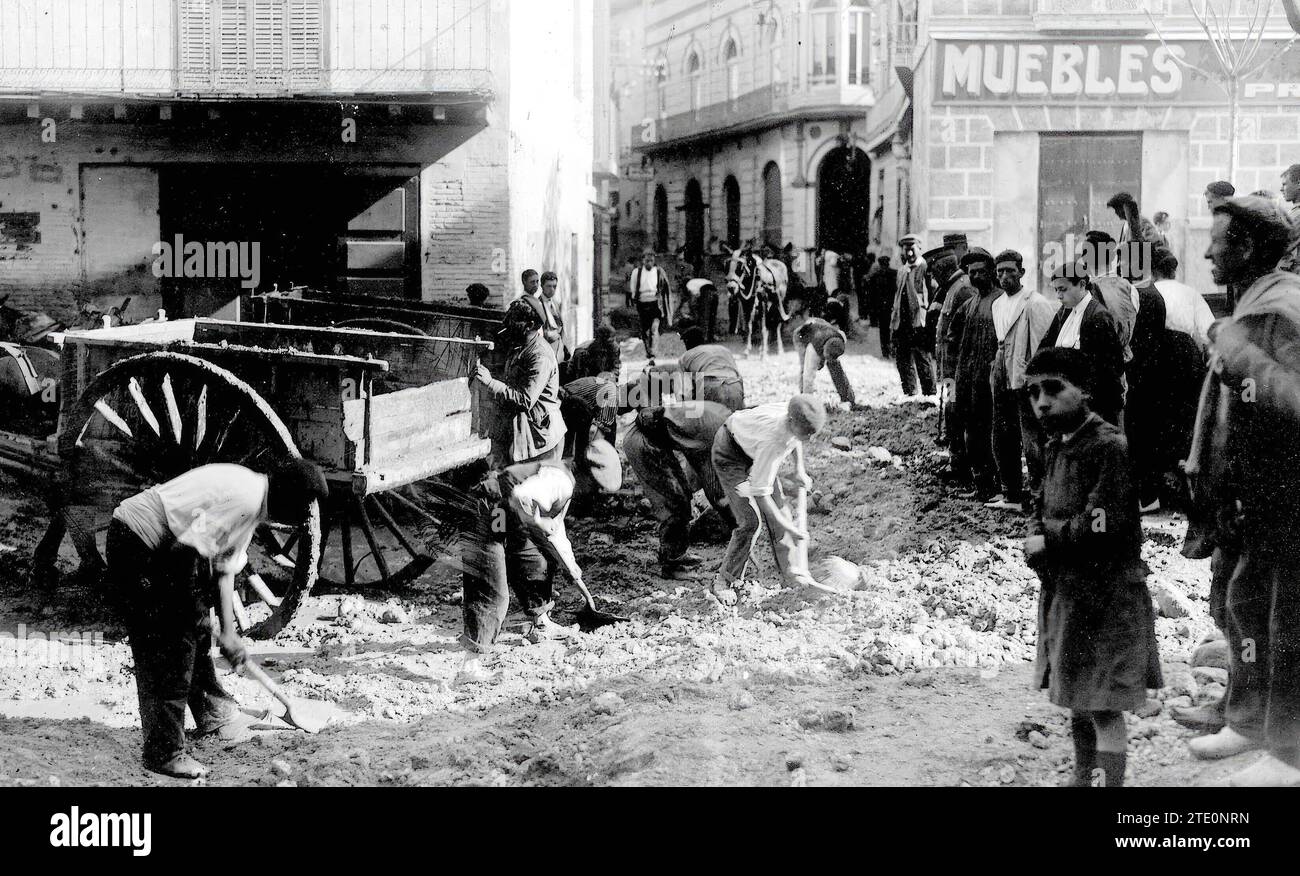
251, 0, 287, 90
287, 0, 324, 89
178, 0, 214, 90
215, 0, 251, 91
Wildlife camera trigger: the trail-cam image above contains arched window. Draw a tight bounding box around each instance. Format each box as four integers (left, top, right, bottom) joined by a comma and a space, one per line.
723, 175, 741, 249
809, 0, 838, 85
762, 162, 783, 248
723, 37, 740, 103
654, 185, 669, 253
686, 49, 703, 113
848, 0, 871, 86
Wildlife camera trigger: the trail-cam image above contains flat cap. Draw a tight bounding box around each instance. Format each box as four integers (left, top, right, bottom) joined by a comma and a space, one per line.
787, 394, 827, 436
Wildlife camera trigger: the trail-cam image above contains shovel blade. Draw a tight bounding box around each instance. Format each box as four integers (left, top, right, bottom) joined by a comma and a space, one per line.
576, 605, 630, 632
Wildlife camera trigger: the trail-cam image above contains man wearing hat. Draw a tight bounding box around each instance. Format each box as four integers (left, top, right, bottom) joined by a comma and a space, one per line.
475, 296, 565, 466
624, 401, 734, 580
1182, 195, 1300, 785
794, 315, 855, 405
929, 248, 977, 479
709, 395, 825, 605
891, 234, 936, 397
946, 247, 1003, 499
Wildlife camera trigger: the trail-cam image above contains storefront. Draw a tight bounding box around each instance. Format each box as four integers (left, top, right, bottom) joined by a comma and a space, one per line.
915, 36, 1300, 293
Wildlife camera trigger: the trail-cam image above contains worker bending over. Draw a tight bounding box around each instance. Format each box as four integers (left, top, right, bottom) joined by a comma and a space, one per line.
709, 395, 825, 605
794, 315, 855, 405
106, 460, 329, 779
624, 401, 735, 580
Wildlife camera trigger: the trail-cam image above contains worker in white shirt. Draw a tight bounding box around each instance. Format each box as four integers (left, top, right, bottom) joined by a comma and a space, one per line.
1151, 248, 1215, 349
626, 250, 670, 359
709, 395, 826, 605
105, 460, 329, 779
458, 445, 621, 682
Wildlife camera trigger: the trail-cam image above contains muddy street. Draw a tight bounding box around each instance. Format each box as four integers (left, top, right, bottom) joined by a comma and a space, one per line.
0, 335, 1234, 787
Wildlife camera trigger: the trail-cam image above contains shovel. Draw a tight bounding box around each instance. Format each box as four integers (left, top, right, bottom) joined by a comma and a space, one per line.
572, 577, 630, 632
239, 660, 331, 734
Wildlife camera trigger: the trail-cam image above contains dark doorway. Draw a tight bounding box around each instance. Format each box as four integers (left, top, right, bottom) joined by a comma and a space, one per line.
762, 161, 782, 248
816, 145, 871, 253
684, 178, 705, 262
724, 175, 741, 249
1038, 132, 1142, 267
157, 164, 421, 316
654, 185, 669, 252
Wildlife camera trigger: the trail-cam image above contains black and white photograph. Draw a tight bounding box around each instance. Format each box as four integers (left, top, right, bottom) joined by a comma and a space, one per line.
1, 0, 1299, 855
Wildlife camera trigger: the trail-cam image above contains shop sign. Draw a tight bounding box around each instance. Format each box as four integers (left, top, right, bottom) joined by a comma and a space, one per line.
934, 40, 1300, 104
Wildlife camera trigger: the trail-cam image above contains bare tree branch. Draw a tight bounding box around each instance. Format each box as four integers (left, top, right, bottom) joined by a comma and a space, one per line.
1236, 0, 1272, 71
1242, 33, 1298, 78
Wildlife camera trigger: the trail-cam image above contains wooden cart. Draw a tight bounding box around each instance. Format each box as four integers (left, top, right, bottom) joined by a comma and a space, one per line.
23, 317, 491, 638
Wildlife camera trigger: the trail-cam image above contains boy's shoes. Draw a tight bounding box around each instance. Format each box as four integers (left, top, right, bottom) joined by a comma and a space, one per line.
1188, 726, 1261, 760
1228, 754, 1300, 787
144, 753, 208, 780
708, 575, 739, 607
1170, 702, 1226, 733
1139, 499, 1162, 515
526, 613, 574, 644
983, 494, 1024, 512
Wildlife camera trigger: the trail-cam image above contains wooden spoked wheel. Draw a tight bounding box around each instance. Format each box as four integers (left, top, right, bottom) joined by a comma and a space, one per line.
254, 484, 463, 594
55, 352, 321, 640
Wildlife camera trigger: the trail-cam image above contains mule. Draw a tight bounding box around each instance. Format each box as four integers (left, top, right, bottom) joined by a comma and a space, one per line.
724, 248, 790, 359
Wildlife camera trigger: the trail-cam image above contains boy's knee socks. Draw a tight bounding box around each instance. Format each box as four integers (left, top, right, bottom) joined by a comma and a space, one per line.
1070, 713, 1097, 786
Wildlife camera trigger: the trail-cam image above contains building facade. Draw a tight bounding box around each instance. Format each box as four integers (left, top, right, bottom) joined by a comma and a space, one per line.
0, 0, 598, 346
616, 0, 900, 277
911, 0, 1300, 293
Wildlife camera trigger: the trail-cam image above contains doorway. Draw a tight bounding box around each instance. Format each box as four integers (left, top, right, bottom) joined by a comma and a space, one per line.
816, 145, 871, 253
684, 178, 705, 262
1038, 133, 1142, 264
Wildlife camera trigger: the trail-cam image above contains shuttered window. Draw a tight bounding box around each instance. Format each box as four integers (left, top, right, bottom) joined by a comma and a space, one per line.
178, 0, 323, 92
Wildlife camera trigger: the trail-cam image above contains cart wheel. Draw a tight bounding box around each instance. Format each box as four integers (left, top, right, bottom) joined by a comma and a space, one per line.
56, 351, 321, 640
332, 318, 428, 336
256, 486, 456, 592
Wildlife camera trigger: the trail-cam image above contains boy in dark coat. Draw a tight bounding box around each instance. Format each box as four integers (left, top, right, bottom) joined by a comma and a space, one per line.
1041, 262, 1127, 426
1022, 347, 1162, 787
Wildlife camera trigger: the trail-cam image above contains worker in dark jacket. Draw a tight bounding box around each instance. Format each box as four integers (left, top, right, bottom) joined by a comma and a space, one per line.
1182, 196, 1300, 786
1125, 279, 1169, 512
106, 460, 329, 779
673, 326, 745, 410
475, 296, 565, 465
624, 401, 734, 580
866, 256, 898, 357
931, 252, 977, 479
564, 324, 620, 383
1041, 262, 1126, 426
947, 248, 1002, 499
1023, 347, 1161, 787
795, 316, 854, 405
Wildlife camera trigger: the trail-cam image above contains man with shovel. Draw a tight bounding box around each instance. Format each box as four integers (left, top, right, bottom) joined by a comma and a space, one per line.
458, 440, 623, 683
105, 459, 329, 779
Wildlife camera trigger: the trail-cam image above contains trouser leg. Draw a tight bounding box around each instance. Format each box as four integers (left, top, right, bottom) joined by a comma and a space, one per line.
963, 381, 997, 495
992, 385, 1024, 500
946, 381, 970, 479
1225, 549, 1267, 742
798, 342, 819, 395
187, 610, 238, 730
912, 342, 937, 396
894, 328, 918, 395
460, 497, 510, 652
826, 356, 856, 405
505, 514, 553, 619
1258, 550, 1300, 764
686, 449, 734, 528
713, 429, 759, 582
1018, 388, 1046, 499
625, 427, 692, 564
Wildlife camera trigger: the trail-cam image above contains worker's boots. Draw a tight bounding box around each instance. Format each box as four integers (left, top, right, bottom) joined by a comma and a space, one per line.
144, 752, 208, 781
526, 612, 574, 644
662, 552, 704, 580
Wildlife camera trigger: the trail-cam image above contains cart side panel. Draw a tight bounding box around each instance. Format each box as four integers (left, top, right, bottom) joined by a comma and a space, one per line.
251, 293, 501, 341
365, 378, 475, 472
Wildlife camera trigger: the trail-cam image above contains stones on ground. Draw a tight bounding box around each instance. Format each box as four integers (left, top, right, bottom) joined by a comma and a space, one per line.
608, 747, 655, 776
866, 446, 896, 466
1163, 665, 1199, 700
822, 707, 855, 732
336, 596, 363, 620
1135, 698, 1162, 719
591, 691, 624, 716
1193, 638, 1230, 670
830, 436, 853, 451
1148, 580, 1196, 619
728, 689, 756, 711
830, 753, 852, 772
1192, 666, 1228, 686
380, 605, 409, 625
813, 556, 862, 592
785, 752, 805, 770
1026, 731, 1050, 749
789, 767, 808, 787
998, 764, 1017, 784
271, 759, 292, 778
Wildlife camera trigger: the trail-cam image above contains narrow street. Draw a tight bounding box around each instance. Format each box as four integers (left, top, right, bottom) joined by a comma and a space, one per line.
0, 332, 1237, 787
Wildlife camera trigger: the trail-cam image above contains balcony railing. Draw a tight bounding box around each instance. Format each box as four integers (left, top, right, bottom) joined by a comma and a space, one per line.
0, 0, 494, 98
634, 83, 791, 148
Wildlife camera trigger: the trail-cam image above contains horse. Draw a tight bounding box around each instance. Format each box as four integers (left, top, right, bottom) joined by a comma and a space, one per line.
724, 248, 790, 359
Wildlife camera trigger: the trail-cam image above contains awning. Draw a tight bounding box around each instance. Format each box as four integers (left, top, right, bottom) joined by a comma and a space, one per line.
862, 90, 910, 156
